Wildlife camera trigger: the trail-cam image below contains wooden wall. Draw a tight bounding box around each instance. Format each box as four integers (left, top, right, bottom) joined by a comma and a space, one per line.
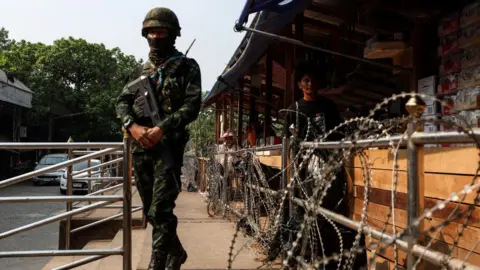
351, 147, 480, 269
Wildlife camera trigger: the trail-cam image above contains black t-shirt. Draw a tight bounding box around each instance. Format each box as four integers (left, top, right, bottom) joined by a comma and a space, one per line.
284, 97, 343, 141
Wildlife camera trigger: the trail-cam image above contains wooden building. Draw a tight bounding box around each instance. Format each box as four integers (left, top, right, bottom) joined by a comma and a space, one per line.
201, 0, 480, 268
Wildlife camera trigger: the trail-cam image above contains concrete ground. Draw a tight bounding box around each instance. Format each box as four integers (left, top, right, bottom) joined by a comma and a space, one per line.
0, 180, 64, 270
138, 191, 269, 270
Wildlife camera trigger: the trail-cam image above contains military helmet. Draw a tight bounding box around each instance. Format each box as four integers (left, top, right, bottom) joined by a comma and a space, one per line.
142, 7, 181, 37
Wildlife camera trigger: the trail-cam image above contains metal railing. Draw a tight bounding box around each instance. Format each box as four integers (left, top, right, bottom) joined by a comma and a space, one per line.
0, 133, 135, 269
216, 97, 480, 270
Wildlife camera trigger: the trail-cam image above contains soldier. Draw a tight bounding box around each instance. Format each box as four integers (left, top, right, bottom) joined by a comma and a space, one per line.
115, 7, 202, 270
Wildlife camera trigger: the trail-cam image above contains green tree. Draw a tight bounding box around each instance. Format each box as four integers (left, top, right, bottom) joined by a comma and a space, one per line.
0, 33, 141, 142
187, 92, 217, 157
0, 27, 11, 51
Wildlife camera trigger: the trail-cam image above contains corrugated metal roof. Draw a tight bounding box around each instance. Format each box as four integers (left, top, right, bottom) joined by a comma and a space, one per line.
0, 69, 34, 108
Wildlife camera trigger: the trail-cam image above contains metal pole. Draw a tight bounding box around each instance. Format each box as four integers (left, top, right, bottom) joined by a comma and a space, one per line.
87, 157, 92, 198
71, 158, 122, 176
0, 248, 123, 258
0, 142, 122, 149
0, 148, 118, 188
122, 129, 132, 270
0, 200, 116, 240
405, 96, 425, 270
65, 147, 73, 250
223, 148, 229, 206
281, 137, 289, 190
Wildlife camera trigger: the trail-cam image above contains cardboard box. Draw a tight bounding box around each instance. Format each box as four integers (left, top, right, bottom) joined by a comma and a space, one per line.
458, 65, 480, 89
439, 12, 460, 37
441, 96, 456, 115
455, 87, 480, 110
437, 74, 459, 95
421, 98, 439, 120
461, 2, 480, 28
461, 45, 480, 69
459, 21, 480, 49
418, 76, 436, 96
438, 34, 460, 57
440, 53, 462, 76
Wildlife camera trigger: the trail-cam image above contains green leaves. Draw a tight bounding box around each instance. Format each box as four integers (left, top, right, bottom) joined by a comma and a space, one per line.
0, 31, 141, 142
186, 92, 217, 156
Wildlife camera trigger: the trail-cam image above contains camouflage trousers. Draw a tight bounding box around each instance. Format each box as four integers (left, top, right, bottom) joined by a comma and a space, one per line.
132, 151, 184, 256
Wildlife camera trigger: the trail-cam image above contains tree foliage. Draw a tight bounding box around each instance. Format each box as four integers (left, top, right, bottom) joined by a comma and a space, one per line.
186, 92, 216, 156
0, 32, 141, 142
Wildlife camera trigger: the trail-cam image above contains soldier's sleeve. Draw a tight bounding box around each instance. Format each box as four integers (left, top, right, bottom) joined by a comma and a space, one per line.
115, 65, 142, 126
157, 58, 202, 134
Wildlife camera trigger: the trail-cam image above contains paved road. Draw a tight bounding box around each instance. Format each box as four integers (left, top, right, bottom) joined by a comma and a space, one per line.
0, 181, 64, 270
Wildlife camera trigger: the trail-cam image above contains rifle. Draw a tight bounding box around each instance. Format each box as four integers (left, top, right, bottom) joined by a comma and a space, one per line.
126, 75, 175, 169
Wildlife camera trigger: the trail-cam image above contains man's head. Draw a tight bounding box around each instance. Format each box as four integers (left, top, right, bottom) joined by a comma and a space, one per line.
142, 8, 181, 55
221, 131, 235, 147
295, 62, 324, 100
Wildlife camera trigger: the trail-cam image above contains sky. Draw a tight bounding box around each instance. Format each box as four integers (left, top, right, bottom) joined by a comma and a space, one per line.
0, 0, 250, 92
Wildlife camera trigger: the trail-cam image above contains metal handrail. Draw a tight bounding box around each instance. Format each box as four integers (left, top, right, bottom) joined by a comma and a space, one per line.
0, 142, 122, 149
0, 200, 118, 240
0, 248, 123, 258
73, 150, 123, 155
0, 140, 134, 269
71, 207, 143, 234
300, 130, 480, 149
0, 148, 118, 188
0, 195, 122, 203
72, 157, 123, 176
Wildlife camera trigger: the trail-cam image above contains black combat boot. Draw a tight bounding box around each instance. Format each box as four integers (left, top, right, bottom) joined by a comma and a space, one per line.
148, 250, 168, 270
165, 248, 188, 270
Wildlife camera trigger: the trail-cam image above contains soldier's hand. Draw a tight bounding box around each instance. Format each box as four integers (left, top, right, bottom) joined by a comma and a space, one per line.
129, 124, 155, 148
146, 127, 163, 145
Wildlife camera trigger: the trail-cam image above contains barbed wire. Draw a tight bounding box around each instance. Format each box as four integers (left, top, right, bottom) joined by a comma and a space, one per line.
186, 92, 480, 270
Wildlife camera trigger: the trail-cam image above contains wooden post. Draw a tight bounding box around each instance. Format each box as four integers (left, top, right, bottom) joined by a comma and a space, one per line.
237, 85, 244, 147
229, 94, 234, 132
215, 101, 220, 144
264, 47, 273, 146
293, 14, 304, 102
222, 97, 227, 135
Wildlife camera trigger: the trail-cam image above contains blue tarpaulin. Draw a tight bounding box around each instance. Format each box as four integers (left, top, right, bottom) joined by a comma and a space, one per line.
202, 0, 307, 106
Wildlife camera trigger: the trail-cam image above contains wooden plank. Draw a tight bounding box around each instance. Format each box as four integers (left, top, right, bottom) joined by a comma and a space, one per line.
353, 214, 480, 267
258, 155, 282, 169
355, 186, 480, 228
352, 168, 480, 205
366, 250, 405, 270
352, 147, 480, 174
354, 199, 480, 254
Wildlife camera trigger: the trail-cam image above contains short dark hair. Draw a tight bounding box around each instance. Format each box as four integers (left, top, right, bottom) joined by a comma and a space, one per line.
295, 61, 325, 86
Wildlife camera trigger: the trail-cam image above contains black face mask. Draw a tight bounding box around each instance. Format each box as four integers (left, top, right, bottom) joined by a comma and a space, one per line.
148, 36, 175, 64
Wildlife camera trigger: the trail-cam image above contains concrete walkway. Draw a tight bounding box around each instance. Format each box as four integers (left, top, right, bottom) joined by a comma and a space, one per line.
138, 191, 266, 270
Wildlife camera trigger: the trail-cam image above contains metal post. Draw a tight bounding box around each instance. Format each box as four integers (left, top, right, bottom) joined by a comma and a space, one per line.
281, 136, 289, 190
65, 139, 73, 250
405, 96, 425, 270
122, 129, 132, 270
223, 147, 229, 206
87, 158, 92, 201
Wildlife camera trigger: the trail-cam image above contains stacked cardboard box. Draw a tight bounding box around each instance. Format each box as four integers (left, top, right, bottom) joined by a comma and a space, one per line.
436, 2, 480, 143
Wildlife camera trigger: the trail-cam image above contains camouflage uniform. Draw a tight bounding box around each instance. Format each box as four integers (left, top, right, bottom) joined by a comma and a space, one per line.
115, 7, 201, 270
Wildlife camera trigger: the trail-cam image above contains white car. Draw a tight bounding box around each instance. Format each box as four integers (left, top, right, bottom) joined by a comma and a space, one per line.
33, 153, 69, 185
60, 159, 105, 194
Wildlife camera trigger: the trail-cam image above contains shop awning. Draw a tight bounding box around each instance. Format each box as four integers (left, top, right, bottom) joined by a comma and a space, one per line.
202, 0, 308, 106
0, 69, 33, 108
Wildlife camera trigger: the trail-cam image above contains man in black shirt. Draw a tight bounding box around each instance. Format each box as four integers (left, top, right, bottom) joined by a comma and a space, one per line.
284, 70, 342, 141
267, 62, 366, 269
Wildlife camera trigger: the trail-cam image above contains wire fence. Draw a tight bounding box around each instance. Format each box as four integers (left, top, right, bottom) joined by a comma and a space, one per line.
193, 93, 480, 270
